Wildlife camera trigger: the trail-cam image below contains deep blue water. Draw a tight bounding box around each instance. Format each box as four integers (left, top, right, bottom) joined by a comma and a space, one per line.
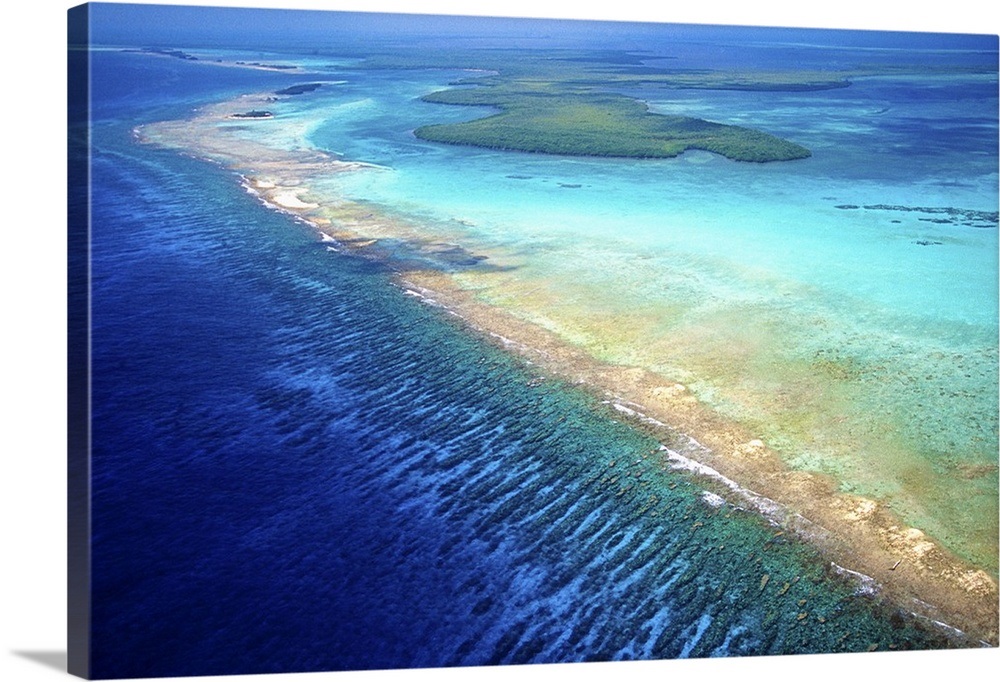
82, 33, 966, 681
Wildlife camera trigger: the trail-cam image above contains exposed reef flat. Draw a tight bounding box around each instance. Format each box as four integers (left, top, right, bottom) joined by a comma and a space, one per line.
396, 267, 999, 646
835, 202, 999, 229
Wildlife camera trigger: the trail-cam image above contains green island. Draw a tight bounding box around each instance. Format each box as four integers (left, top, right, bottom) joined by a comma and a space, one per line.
350, 48, 990, 162
415, 86, 810, 161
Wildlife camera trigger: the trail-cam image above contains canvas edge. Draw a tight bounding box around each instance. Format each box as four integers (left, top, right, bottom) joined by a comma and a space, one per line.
68, 3, 92, 679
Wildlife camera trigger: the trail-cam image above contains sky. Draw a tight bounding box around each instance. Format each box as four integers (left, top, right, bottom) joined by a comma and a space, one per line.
82, 2, 999, 53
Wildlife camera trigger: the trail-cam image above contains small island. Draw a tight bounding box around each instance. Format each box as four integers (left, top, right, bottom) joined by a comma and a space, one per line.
235, 61, 298, 70
228, 110, 274, 119
358, 49, 815, 162
127, 47, 199, 60
416, 87, 811, 162
275, 83, 325, 96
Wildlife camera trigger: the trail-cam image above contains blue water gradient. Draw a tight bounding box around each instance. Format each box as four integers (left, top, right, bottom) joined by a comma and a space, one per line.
83, 31, 975, 680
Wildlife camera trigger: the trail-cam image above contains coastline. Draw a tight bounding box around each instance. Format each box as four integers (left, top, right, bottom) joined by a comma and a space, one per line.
137, 91, 999, 646
394, 267, 998, 645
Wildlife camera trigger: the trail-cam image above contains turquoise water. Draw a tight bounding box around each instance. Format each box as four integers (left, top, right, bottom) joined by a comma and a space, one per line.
280, 56, 999, 569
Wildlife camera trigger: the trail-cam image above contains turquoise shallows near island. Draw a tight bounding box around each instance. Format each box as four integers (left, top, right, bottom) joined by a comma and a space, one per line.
79, 3, 999, 678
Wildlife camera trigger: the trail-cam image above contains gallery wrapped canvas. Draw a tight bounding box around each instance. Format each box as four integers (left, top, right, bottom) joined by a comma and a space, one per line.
67, 2, 998, 679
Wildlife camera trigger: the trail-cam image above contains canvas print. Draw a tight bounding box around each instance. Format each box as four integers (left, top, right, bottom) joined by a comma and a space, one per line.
67, 2, 999, 679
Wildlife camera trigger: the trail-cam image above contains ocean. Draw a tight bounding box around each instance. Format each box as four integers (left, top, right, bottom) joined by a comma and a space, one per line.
77, 5, 997, 678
